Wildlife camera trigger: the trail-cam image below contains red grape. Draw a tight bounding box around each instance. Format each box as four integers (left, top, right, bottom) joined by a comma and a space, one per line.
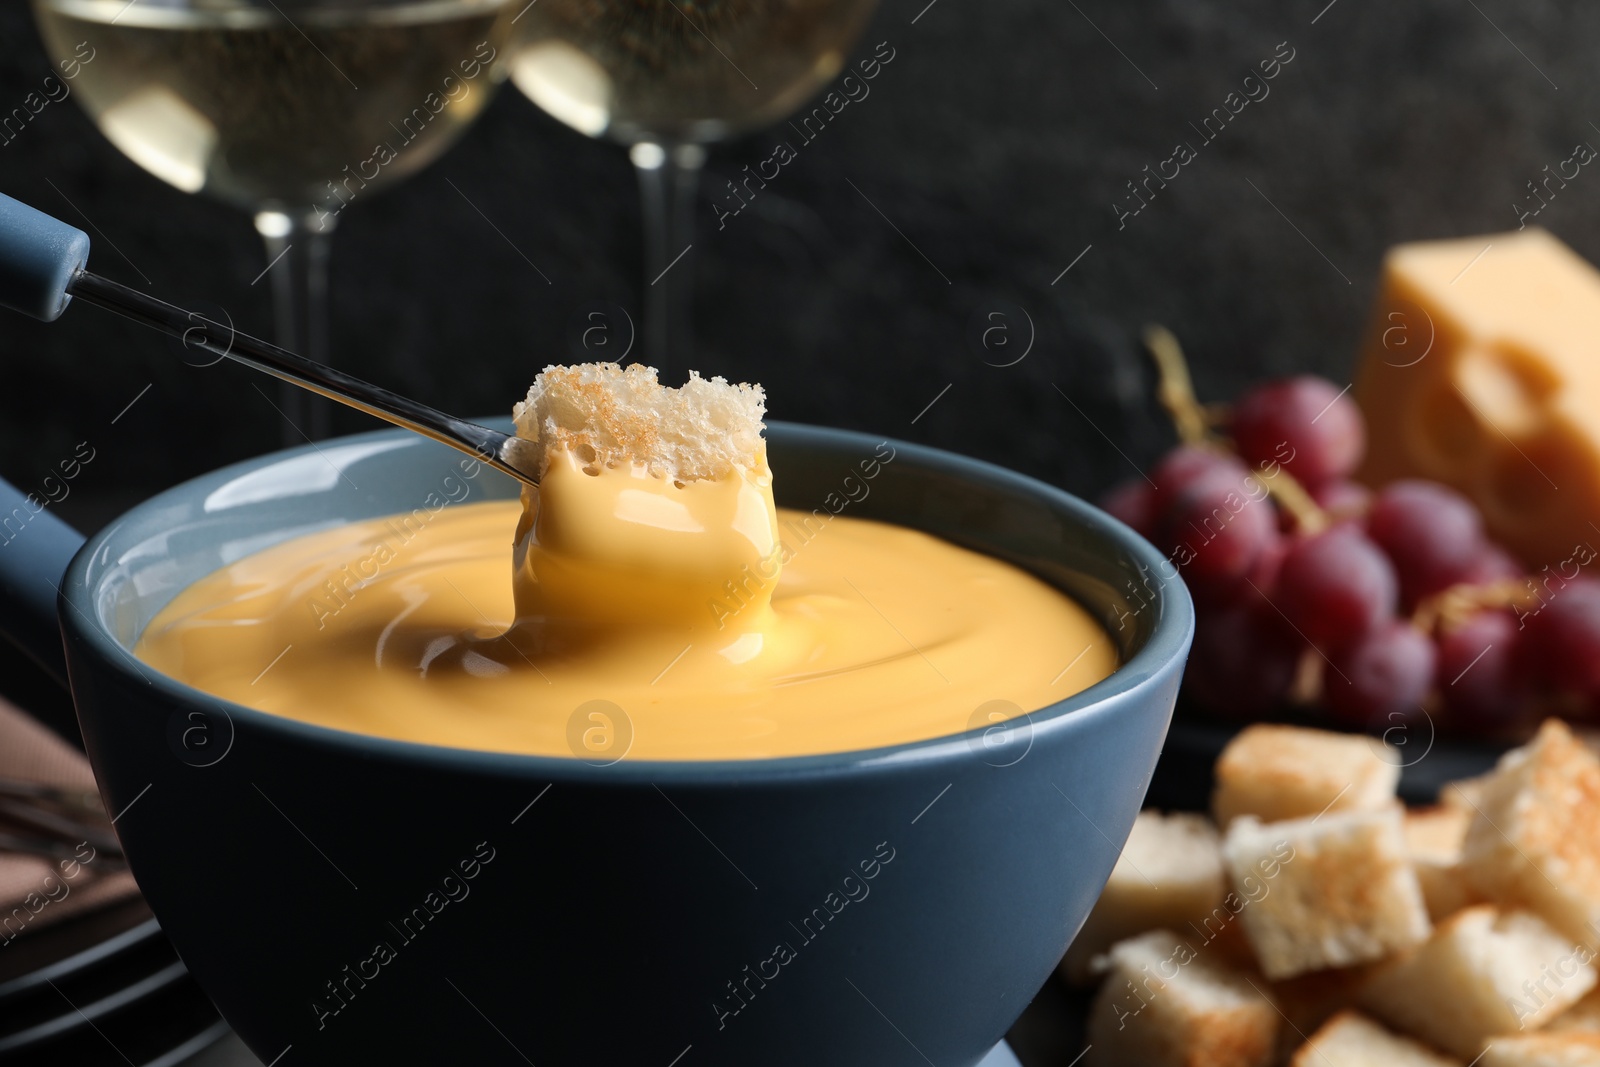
1276, 526, 1399, 648
1518, 576, 1600, 696
1367, 480, 1486, 609
1222, 530, 1289, 610
1185, 604, 1303, 717
1100, 479, 1156, 537
1156, 465, 1276, 604
1459, 543, 1523, 586
1232, 376, 1366, 489
1324, 619, 1436, 724
1437, 609, 1525, 727
1310, 479, 1372, 522
1151, 446, 1243, 510
1247, 530, 1290, 597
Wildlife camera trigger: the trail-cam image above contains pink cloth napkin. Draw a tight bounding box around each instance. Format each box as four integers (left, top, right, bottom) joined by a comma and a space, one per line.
0, 697, 139, 946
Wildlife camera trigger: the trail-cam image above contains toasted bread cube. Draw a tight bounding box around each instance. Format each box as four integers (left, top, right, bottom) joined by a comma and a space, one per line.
1061, 811, 1227, 984
1222, 807, 1430, 979
513, 362, 767, 482
1269, 965, 1387, 1061
1459, 720, 1600, 950
1405, 805, 1484, 922
1359, 905, 1597, 1059
1212, 725, 1400, 828
1480, 1032, 1600, 1066
1198, 904, 1261, 973
1580, 725, 1600, 764
1439, 772, 1492, 813
1290, 1011, 1462, 1067
1552, 989, 1600, 1033
1085, 929, 1276, 1067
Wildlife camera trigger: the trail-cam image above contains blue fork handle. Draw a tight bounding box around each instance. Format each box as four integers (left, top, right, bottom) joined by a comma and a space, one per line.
0, 477, 84, 686
0, 191, 89, 322
0, 191, 91, 681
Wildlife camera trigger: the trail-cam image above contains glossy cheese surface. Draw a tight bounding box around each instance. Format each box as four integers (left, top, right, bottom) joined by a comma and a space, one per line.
135, 449, 1116, 761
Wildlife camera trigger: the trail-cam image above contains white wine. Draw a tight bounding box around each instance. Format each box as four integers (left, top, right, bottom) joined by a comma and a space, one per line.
509, 0, 879, 145
32, 0, 514, 211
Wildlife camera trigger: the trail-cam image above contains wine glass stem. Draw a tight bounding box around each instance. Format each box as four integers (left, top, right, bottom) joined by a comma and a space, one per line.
633, 142, 704, 373
254, 209, 336, 445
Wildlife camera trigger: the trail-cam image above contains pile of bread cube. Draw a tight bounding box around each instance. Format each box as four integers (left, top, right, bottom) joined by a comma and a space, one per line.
1069, 719, 1600, 1066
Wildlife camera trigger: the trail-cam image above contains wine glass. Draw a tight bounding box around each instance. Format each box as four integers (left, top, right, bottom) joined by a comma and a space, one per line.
32, 0, 518, 441
507, 0, 880, 370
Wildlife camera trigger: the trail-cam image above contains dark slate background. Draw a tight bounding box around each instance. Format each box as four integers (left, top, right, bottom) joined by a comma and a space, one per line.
1, 0, 1595, 530
4, 0, 1595, 532
0, 4, 1589, 1062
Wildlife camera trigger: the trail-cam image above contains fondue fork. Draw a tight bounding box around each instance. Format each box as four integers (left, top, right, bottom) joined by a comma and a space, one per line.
0, 831, 117, 866
0, 193, 541, 488
0, 775, 123, 858
0, 797, 123, 860
0, 775, 105, 822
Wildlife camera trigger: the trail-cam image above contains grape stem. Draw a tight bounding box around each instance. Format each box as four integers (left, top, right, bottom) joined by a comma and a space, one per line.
1289, 648, 1324, 706
1255, 465, 1328, 535
1141, 324, 1329, 534
1143, 325, 1213, 447
1413, 578, 1539, 635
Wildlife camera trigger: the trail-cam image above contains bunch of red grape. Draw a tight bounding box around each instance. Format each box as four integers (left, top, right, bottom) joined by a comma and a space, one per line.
1101, 376, 1600, 733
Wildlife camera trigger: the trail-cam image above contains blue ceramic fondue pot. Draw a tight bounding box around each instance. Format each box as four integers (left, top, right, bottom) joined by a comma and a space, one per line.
0, 421, 1191, 1066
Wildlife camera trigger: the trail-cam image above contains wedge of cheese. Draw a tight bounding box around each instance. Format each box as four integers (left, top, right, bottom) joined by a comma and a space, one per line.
1353, 229, 1600, 566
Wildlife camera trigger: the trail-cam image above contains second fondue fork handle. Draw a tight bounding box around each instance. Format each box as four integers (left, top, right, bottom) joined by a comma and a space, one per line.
63, 269, 540, 487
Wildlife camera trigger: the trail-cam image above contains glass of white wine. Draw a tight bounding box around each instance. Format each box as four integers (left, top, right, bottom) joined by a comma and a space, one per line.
508, 0, 880, 369
32, 0, 518, 440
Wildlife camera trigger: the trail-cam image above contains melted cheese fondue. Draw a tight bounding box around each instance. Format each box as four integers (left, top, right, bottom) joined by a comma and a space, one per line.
136, 445, 1116, 760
